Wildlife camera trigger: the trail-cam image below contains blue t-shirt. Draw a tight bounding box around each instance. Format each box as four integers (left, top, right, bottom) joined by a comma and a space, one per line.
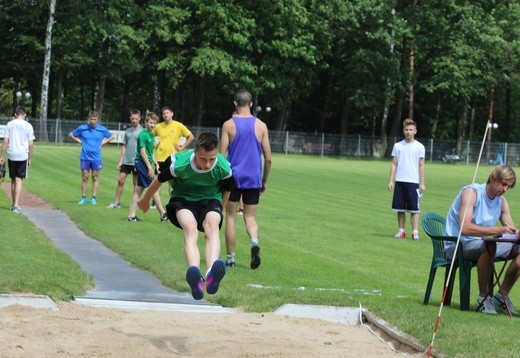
72, 124, 113, 161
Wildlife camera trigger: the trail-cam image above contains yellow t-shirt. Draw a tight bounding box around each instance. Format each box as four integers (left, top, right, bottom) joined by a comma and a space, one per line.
153, 120, 192, 162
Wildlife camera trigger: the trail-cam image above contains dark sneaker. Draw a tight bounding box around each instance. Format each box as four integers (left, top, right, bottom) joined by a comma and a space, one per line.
186, 266, 204, 300
160, 213, 169, 222
250, 245, 261, 269
127, 216, 140, 222
206, 260, 226, 295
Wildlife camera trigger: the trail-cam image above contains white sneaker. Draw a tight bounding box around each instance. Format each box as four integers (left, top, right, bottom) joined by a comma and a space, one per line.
491, 292, 518, 315
394, 231, 406, 239
106, 202, 121, 209
476, 296, 497, 315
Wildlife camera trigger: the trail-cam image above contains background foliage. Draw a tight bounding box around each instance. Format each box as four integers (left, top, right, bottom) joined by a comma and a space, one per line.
2, 1, 520, 150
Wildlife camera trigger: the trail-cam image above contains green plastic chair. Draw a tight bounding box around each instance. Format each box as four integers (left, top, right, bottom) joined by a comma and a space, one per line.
421, 212, 459, 306
422, 212, 498, 311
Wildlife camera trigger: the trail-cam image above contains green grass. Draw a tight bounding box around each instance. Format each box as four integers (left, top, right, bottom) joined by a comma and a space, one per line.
2, 143, 520, 357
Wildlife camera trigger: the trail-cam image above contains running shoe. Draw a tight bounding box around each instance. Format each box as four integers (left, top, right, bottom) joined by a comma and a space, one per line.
78, 197, 87, 205
160, 213, 169, 222
11, 206, 21, 214
412, 233, 420, 241
226, 259, 235, 268
250, 245, 261, 269
127, 216, 141, 222
237, 208, 244, 215
394, 231, 406, 239
476, 296, 497, 315
206, 259, 226, 295
186, 266, 204, 300
491, 292, 518, 315
90, 197, 97, 205
106, 202, 121, 209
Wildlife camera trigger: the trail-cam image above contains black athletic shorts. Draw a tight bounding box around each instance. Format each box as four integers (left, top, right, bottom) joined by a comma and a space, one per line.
166, 197, 223, 232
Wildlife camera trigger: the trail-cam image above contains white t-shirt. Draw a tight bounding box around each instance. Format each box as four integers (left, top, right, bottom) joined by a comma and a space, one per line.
5, 119, 35, 161
391, 139, 425, 184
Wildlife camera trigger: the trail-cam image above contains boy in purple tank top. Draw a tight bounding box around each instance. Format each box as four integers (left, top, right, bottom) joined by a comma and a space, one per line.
220, 89, 272, 269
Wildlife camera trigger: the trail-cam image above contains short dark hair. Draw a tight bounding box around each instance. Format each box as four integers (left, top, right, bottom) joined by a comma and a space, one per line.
15, 106, 26, 116
130, 109, 141, 116
234, 89, 252, 107
161, 106, 173, 113
195, 132, 218, 152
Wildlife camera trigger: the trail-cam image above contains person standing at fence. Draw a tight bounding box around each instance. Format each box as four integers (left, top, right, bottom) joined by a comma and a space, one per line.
388, 118, 425, 240
0, 106, 35, 214
220, 89, 272, 269
69, 110, 115, 205
106, 109, 142, 209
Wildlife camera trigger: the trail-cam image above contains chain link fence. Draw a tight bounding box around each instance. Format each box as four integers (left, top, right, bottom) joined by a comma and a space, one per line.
1, 117, 517, 165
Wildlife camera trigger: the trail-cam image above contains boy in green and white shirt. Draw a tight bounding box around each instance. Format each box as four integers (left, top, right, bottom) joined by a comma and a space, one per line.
127, 112, 167, 222
138, 132, 234, 301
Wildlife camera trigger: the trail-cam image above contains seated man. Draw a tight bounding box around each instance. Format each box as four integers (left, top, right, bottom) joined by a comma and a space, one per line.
445, 164, 520, 314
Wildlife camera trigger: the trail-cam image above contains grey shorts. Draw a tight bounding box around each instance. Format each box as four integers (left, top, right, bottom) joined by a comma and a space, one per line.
462, 239, 520, 261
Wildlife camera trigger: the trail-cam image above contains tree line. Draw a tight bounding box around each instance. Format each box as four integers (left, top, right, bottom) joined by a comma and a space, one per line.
1, 0, 520, 154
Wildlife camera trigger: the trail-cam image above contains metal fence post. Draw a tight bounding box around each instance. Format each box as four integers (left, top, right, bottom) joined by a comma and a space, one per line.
285, 131, 289, 155
429, 138, 433, 162
466, 140, 470, 165
321, 132, 325, 157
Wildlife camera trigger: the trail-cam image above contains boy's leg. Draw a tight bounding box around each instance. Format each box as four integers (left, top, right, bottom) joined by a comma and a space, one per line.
91, 170, 100, 197
203, 211, 223, 268
80, 169, 89, 197
203, 211, 226, 294
114, 171, 128, 204
176, 209, 201, 267
128, 186, 144, 218
225, 199, 239, 260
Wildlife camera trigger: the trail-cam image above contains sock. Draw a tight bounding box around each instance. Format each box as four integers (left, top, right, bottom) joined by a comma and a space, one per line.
399, 228, 405, 233
250, 237, 259, 247
412, 229, 418, 235
91, 196, 96, 199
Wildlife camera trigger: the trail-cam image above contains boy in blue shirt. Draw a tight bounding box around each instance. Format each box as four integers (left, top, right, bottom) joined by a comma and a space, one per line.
69, 110, 114, 204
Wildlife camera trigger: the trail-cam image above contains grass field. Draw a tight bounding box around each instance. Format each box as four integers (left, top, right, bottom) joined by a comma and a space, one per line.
2, 143, 520, 357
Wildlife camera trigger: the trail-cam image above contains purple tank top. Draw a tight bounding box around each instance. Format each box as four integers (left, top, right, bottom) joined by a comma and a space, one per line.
227, 116, 262, 189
